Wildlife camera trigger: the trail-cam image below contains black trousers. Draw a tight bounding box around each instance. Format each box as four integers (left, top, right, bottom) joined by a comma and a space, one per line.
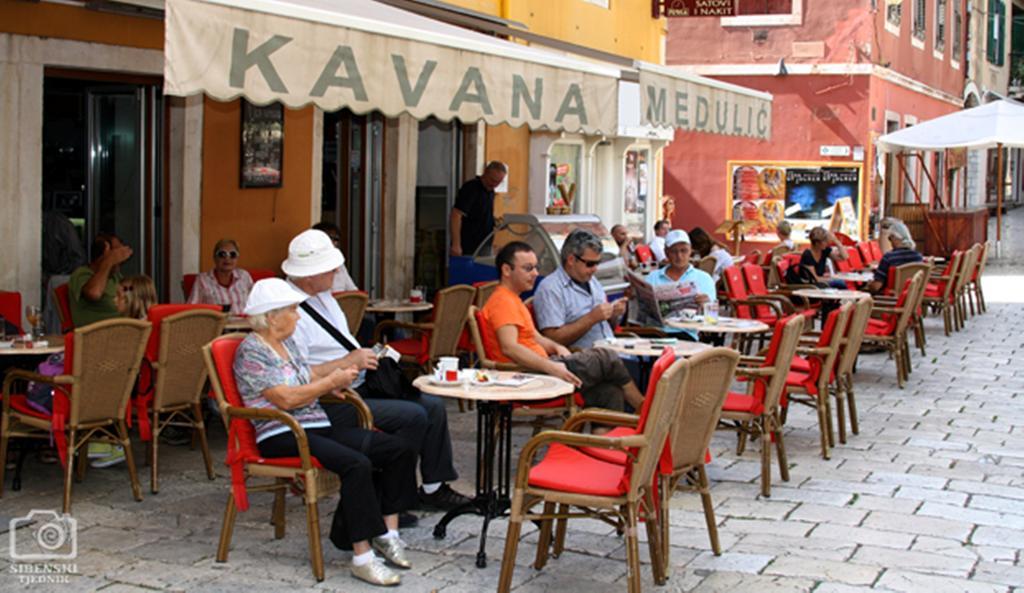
324, 389, 458, 485
258, 424, 417, 549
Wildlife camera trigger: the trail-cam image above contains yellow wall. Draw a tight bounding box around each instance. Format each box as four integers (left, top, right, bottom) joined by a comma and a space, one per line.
446, 0, 665, 63
446, 0, 665, 214
200, 99, 314, 274
0, 1, 163, 49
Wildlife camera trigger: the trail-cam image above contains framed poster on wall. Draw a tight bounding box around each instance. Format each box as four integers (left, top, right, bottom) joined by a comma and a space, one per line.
727, 160, 864, 242
240, 100, 284, 188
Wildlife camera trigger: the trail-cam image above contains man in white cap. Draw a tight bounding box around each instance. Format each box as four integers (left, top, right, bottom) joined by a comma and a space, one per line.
282, 229, 470, 516
645, 229, 716, 340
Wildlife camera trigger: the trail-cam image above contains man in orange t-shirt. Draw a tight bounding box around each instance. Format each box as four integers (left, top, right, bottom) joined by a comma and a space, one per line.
480, 241, 643, 411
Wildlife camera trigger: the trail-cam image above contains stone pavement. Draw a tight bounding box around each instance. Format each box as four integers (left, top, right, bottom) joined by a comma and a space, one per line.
3, 212, 1023, 592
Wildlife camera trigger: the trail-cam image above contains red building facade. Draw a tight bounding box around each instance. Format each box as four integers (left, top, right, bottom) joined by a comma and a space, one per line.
663, 0, 967, 246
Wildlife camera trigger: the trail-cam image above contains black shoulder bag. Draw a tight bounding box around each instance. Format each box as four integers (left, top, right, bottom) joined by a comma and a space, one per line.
299, 302, 416, 400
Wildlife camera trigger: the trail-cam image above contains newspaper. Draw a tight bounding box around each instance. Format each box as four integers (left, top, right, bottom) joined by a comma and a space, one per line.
626, 271, 701, 326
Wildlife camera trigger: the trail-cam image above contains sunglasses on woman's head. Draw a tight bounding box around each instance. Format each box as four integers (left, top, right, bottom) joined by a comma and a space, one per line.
216, 250, 239, 259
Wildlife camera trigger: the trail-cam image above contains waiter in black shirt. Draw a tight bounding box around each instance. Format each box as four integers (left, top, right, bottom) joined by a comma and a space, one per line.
449, 161, 507, 256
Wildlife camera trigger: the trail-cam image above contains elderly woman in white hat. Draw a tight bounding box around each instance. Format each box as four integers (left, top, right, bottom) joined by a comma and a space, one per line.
232, 278, 418, 586
867, 219, 923, 294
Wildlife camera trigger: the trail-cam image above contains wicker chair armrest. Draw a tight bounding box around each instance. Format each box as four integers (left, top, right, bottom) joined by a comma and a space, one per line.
225, 405, 317, 470
735, 297, 785, 317
872, 306, 902, 314
374, 320, 432, 343
736, 366, 776, 378
561, 409, 640, 432
3, 370, 73, 396
513, 430, 648, 486
796, 346, 829, 357
318, 389, 374, 430
738, 355, 766, 365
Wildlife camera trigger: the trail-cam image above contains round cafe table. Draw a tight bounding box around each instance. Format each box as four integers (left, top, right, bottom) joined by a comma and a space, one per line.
830, 272, 875, 284
792, 288, 870, 301
594, 337, 712, 358
0, 335, 65, 357
666, 317, 770, 335
412, 371, 573, 569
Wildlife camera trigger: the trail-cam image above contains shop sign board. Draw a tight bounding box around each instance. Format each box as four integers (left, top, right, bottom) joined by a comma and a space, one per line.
727, 160, 864, 242
661, 0, 737, 17
165, 0, 619, 135
639, 65, 772, 140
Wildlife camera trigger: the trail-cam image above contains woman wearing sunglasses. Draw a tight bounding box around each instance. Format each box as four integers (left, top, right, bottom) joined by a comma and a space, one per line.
187, 238, 254, 314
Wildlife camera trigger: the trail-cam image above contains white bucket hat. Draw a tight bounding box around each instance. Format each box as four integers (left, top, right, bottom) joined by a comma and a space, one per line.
281, 230, 345, 277
244, 278, 309, 316
665, 229, 691, 248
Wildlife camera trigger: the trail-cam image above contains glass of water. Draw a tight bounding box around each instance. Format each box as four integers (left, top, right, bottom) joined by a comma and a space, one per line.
703, 302, 719, 324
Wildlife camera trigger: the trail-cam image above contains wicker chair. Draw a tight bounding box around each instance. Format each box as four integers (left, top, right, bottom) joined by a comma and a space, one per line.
203, 334, 374, 582
466, 306, 581, 431
720, 314, 805, 497
968, 242, 990, 315
332, 290, 369, 336
144, 305, 226, 493
784, 302, 852, 459
473, 280, 499, 309
374, 285, 475, 372
887, 261, 932, 355
864, 271, 926, 388
0, 318, 151, 512
497, 354, 695, 593
923, 251, 962, 336
954, 244, 982, 328
830, 296, 873, 443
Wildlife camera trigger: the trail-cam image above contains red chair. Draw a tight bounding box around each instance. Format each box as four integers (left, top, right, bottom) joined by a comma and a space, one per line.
53, 284, 74, 334
864, 272, 926, 388
635, 244, 654, 265
249, 268, 277, 282
856, 242, 875, 265
720, 314, 805, 497
783, 303, 852, 459
466, 306, 582, 431
0, 290, 23, 334
722, 267, 784, 324
742, 264, 816, 322
141, 304, 225, 493
845, 248, 866, 271
202, 334, 373, 582
498, 353, 698, 592
923, 251, 962, 336
869, 241, 883, 262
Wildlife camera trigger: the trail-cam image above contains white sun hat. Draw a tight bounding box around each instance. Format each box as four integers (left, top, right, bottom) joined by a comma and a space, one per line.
665, 229, 691, 248
244, 278, 309, 316
281, 229, 345, 278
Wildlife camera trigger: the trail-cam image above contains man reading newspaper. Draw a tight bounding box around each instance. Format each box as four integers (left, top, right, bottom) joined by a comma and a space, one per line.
631, 229, 716, 341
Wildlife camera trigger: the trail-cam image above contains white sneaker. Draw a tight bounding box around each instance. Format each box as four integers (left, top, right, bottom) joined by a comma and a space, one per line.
350, 557, 400, 586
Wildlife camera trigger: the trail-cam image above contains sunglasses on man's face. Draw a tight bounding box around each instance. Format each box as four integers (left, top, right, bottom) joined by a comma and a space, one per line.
216, 250, 239, 259
576, 256, 602, 268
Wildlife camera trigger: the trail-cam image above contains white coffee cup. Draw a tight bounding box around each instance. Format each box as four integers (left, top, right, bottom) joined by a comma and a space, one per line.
434, 356, 460, 382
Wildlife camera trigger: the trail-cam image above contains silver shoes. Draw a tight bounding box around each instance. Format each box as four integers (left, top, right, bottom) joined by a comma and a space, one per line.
350, 557, 401, 587
372, 535, 412, 569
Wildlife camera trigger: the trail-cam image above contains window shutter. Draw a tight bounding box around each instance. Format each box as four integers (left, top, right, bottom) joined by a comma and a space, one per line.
988, 0, 998, 64
997, 1, 1007, 67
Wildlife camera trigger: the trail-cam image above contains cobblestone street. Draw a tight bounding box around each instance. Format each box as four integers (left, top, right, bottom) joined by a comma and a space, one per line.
2, 210, 1023, 593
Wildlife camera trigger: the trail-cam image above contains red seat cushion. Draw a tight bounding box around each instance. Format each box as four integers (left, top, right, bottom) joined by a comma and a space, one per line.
4, 393, 52, 420
790, 356, 811, 372
512, 393, 584, 410
528, 443, 628, 496
388, 337, 428, 364
866, 318, 893, 336
723, 391, 762, 415
579, 426, 636, 465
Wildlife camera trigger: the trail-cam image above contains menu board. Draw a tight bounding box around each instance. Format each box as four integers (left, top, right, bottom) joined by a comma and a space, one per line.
727, 161, 864, 242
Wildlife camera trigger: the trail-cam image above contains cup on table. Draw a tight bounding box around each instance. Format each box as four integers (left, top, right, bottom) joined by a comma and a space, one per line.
434, 356, 460, 382
703, 302, 719, 324
409, 288, 424, 303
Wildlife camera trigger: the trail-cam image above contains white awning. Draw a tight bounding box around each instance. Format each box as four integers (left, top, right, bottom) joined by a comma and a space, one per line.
636, 62, 773, 140
877, 99, 1024, 152
164, 0, 621, 135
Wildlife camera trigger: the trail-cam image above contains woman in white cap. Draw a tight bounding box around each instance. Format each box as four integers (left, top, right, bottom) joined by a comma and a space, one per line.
233, 278, 418, 586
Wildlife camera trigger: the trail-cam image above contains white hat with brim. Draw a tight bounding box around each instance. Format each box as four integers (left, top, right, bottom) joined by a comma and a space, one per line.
665, 229, 691, 248
281, 229, 345, 277
244, 278, 309, 316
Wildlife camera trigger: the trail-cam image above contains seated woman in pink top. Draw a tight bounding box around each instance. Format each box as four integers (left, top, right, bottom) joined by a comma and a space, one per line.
188, 239, 254, 314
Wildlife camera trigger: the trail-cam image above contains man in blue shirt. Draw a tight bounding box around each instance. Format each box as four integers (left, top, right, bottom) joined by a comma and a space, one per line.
868, 219, 923, 293
534, 229, 627, 349
645, 229, 717, 340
